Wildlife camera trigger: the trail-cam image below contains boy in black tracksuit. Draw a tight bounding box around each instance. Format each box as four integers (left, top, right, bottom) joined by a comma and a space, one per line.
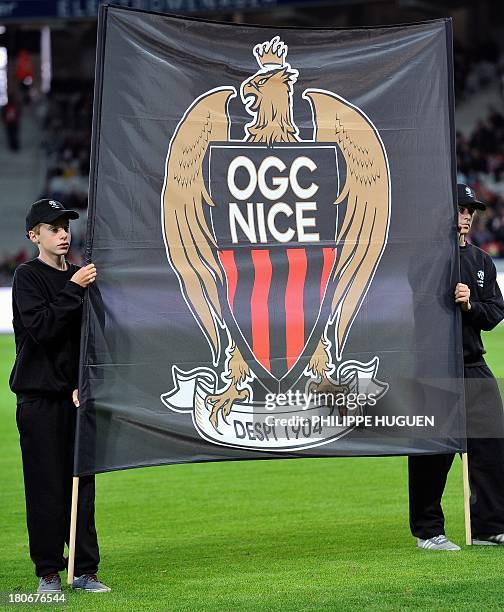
10, 199, 110, 592
409, 184, 504, 549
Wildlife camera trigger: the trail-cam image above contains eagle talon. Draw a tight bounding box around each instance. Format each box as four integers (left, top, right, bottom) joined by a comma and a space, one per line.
309, 376, 350, 417
205, 387, 250, 431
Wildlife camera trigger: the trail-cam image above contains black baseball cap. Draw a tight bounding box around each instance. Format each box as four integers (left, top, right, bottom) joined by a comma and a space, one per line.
457, 183, 486, 211
25, 199, 79, 236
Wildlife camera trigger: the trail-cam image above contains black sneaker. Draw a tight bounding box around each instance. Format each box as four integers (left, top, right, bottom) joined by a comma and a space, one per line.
72, 574, 111, 592
37, 573, 62, 593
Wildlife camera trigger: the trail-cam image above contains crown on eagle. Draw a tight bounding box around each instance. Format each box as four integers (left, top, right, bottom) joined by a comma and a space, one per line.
253, 36, 289, 70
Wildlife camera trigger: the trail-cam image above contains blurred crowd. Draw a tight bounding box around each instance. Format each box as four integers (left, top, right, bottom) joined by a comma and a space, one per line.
457, 106, 504, 257
0, 248, 28, 286
40, 87, 92, 266
454, 40, 504, 102
0, 85, 91, 284
42, 85, 92, 211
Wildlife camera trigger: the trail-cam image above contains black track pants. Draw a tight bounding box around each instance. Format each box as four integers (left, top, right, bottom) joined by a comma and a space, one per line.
16, 396, 100, 577
409, 364, 504, 539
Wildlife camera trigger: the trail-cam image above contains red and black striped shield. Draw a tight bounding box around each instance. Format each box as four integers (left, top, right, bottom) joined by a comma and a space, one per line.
209, 144, 340, 387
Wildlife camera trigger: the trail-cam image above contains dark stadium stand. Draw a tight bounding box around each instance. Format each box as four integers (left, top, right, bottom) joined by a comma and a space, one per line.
456, 106, 504, 256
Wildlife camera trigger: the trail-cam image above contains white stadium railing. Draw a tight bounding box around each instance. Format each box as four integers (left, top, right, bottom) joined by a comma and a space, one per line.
0, 287, 13, 333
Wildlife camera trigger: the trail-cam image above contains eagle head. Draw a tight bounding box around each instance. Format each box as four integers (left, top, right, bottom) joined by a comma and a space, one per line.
242, 67, 297, 112
241, 66, 299, 144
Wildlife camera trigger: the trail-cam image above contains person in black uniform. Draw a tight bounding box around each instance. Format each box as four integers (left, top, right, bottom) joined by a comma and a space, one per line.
408, 183, 504, 550
10, 199, 110, 592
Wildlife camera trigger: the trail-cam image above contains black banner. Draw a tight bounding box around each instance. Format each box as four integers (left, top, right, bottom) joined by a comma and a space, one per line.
75, 6, 464, 475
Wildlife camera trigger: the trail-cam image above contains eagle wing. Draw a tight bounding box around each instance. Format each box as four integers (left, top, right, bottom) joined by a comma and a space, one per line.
162, 87, 236, 364
303, 89, 390, 359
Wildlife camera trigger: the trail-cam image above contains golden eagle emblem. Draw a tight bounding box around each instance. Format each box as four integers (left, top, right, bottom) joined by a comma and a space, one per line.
161, 36, 390, 445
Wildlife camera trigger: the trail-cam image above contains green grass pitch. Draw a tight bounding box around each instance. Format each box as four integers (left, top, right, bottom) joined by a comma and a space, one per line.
1, 329, 504, 610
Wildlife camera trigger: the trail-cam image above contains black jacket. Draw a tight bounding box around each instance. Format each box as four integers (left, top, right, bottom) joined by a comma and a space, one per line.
9, 258, 84, 401
460, 243, 504, 365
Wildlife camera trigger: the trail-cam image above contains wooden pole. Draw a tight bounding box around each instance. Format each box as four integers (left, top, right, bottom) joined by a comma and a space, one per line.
462, 452, 472, 546
67, 477, 80, 584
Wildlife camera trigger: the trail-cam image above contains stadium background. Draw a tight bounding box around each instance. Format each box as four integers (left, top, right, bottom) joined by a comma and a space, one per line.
1, 0, 504, 608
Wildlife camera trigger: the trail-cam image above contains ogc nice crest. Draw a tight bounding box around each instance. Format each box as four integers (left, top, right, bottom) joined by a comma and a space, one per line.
160, 36, 390, 451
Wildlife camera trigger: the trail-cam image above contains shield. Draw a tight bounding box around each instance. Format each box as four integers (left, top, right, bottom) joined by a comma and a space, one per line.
209, 143, 340, 384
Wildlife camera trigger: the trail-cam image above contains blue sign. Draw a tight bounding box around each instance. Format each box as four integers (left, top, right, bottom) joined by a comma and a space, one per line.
0, 0, 308, 21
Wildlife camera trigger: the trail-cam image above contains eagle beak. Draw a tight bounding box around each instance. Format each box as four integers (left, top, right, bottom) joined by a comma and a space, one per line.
243, 81, 257, 94
242, 80, 258, 109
